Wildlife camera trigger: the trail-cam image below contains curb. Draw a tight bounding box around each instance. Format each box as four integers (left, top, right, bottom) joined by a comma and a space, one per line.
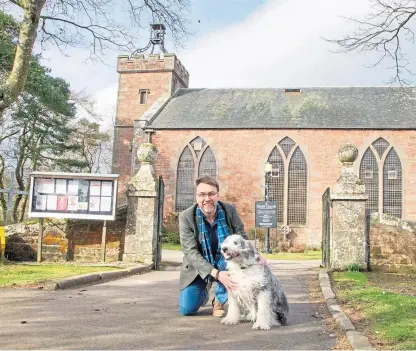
51, 264, 154, 290
319, 271, 375, 350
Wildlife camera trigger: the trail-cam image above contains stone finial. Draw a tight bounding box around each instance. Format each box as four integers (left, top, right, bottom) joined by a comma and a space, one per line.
332, 143, 367, 199
338, 143, 358, 166
129, 143, 158, 193
137, 143, 157, 164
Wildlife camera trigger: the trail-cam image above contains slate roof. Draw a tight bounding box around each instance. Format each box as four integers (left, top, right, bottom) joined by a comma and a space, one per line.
148, 87, 416, 129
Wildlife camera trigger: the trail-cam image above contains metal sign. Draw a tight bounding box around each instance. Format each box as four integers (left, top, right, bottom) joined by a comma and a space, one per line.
28, 172, 119, 220
255, 201, 277, 228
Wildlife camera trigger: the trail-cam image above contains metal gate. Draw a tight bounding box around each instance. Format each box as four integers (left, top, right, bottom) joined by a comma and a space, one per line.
322, 187, 331, 268
155, 175, 165, 270
365, 208, 370, 271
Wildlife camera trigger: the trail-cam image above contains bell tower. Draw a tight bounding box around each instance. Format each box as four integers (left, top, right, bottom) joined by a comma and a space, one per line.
112, 24, 189, 199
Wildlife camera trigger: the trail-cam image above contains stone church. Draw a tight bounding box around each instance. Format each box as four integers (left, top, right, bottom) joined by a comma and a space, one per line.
112, 31, 416, 248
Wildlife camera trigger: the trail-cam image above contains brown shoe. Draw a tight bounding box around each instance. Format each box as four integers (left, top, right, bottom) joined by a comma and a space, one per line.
212, 298, 226, 318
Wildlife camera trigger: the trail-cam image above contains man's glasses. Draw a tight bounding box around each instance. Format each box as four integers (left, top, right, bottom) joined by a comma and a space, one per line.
196, 192, 218, 199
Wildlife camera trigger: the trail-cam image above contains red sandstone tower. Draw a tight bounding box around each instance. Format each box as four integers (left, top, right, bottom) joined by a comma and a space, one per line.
112, 24, 189, 201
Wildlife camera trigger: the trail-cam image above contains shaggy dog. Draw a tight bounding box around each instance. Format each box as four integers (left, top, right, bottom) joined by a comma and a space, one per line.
220, 235, 289, 330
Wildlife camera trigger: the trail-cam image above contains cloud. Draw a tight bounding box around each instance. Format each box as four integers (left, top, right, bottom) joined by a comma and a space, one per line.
34, 0, 416, 119
177, 0, 412, 88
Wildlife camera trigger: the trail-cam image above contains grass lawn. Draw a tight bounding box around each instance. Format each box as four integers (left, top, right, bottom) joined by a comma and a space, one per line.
0, 263, 121, 288
162, 242, 182, 251
162, 242, 322, 261
331, 271, 416, 350
264, 250, 322, 260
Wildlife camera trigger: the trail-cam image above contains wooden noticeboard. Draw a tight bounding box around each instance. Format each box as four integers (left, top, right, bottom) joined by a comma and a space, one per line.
28, 172, 119, 221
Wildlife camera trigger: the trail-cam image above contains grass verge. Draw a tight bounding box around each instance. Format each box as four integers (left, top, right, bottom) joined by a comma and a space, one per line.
331, 271, 416, 350
162, 243, 322, 260
0, 263, 120, 288
162, 242, 182, 251
264, 250, 322, 260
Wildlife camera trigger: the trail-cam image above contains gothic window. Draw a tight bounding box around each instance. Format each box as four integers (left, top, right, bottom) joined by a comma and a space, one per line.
359, 148, 379, 214
288, 147, 307, 225
359, 139, 403, 218
383, 148, 402, 217
278, 137, 296, 158
372, 137, 390, 158
176, 146, 195, 212
267, 138, 307, 226
267, 147, 284, 223
199, 147, 217, 177
176, 137, 217, 212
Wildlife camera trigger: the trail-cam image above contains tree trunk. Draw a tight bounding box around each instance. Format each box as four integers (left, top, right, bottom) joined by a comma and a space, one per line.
0, 156, 7, 223
0, 0, 46, 115
19, 194, 29, 223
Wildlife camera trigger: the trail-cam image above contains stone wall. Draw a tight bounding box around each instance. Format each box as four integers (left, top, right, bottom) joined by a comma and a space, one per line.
5, 207, 127, 262
5, 220, 68, 261
370, 213, 416, 272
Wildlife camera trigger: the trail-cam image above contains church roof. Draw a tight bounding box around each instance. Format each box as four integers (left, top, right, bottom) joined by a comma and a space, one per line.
148, 87, 416, 129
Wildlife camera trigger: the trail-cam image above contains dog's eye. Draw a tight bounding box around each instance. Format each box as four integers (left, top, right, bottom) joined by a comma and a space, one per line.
234, 241, 238, 245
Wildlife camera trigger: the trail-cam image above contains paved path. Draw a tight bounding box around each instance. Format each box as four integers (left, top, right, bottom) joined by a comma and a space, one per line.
0, 255, 335, 350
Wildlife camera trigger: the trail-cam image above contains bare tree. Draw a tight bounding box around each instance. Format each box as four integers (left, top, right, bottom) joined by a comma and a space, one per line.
0, 0, 190, 115
327, 0, 416, 85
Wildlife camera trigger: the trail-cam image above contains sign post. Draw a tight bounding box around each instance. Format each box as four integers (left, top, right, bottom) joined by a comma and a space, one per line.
37, 218, 43, 263
255, 201, 278, 252
101, 220, 107, 262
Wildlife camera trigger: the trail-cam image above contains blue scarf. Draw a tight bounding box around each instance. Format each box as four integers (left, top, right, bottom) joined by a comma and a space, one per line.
197, 203, 229, 304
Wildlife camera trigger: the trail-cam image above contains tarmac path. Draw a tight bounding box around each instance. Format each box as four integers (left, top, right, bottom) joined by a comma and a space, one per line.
0, 255, 335, 350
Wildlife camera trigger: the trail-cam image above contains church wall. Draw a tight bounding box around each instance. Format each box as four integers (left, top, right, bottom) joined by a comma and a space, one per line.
149, 129, 416, 247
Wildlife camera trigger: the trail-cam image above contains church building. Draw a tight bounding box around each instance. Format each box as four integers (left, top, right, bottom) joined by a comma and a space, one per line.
112, 25, 416, 248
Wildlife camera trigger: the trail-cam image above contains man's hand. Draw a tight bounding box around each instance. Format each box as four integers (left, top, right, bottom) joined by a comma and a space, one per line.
217, 271, 238, 290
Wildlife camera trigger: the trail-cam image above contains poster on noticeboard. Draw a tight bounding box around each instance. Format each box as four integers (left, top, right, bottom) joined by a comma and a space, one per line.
28, 172, 119, 220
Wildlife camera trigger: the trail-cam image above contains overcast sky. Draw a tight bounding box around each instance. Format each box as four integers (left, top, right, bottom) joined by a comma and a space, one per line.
14, 0, 416, 127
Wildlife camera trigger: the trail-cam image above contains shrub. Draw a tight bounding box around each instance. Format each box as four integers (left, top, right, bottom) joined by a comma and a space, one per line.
163, 230, 180, 244
348, 263, 361, 272
247, 227, 265, 242
163, 213, 180, 244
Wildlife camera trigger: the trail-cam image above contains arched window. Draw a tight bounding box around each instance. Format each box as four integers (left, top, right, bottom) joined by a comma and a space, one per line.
359, 139, 403, 218
372, 137, 390, 158
199, 146, 217, 178
359, 148, 379, 214
267, 147, 284, 223
383, 148, 402, 217
176, 137, 217, 212
278, 136, 296, 157
176, 146, 195, 212
266, 138, 307, 226
288, 147, 307, 225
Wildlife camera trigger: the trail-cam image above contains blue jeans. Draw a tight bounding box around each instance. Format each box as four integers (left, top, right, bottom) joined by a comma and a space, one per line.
179, 276, 209, 316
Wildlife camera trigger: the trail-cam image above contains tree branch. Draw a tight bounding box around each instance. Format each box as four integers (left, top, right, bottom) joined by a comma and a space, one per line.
326, 0, 416, 85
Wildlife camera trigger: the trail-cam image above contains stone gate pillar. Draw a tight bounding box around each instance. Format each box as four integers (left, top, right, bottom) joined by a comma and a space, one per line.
330, 143, 369, 270
123, 143, 159, 264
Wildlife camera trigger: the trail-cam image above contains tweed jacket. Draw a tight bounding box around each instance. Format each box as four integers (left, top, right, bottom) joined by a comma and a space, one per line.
179, 201, 247, 290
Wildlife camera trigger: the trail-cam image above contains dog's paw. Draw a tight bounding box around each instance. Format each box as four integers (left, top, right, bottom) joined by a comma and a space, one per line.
252, 321, 271, 330
244, 313, 256, 322
221, 316, 239, 325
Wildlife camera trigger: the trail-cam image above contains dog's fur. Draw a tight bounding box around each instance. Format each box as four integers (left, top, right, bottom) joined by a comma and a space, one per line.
220, 235, 289, 330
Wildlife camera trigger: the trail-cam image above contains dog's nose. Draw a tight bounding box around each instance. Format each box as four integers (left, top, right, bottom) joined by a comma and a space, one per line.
222, 247, 228, 252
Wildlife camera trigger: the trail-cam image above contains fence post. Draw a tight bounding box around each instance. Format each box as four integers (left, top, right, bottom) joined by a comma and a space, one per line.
37, 218, 43, 263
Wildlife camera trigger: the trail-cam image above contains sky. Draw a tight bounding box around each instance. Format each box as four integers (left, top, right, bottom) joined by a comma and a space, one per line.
5, 0, 416, 128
